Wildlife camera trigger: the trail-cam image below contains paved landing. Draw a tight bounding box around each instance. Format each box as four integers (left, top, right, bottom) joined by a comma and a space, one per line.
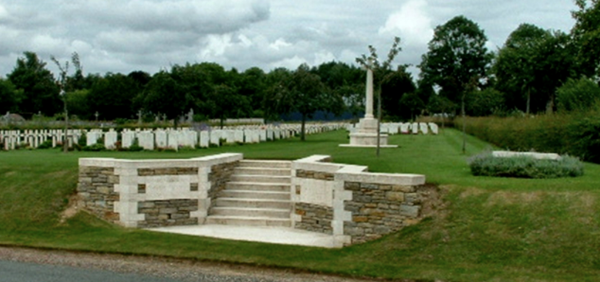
146, 225, 339, 248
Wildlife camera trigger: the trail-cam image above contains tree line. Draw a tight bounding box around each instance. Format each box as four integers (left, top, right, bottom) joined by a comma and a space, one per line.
1, 0, 599, 124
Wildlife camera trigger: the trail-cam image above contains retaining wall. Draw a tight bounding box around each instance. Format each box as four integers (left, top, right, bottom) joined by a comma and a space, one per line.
77, 153, 242, 228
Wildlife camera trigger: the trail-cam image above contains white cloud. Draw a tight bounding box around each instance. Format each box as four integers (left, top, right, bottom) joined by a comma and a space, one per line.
379, 0, 434, 46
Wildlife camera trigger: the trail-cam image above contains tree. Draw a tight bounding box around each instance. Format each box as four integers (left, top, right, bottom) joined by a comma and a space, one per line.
556, 77, 600, 112
87, 73, 141, 120
238, 67, 267, 117
7, 52, 61, 117
494, 24, 575, 114
381, 66, 418, 120
276, 64, 342, 141
419, 15, 492, 153
572, 0, 600, 78
142, 71, 188, 128
0, 78, 20, 114
208, 84, 251, 128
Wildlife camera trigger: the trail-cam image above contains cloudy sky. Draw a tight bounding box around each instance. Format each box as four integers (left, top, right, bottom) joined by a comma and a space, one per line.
0, 0, 577, 79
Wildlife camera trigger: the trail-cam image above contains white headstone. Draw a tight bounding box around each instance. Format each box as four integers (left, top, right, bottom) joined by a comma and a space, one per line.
428, 122, 439, 135
104, 130, 118, 149
138, 131, 154, 150
411, 123, 419, 135
400, 123, 410, 134
210, 130, 222, 146
155, 130, 167, 148
419, 123, 429, 135
122, 131, 135, 148
234, 130, 244, 143
87, 131, 102, 146
199, 131, 209, 148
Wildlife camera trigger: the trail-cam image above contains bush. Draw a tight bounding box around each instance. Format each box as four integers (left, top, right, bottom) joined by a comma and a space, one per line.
128, 138, 143, 152
468, 151, 584, 178
82, 143, 106, 151
556, 78, 600, 112
37, 140, 53, 149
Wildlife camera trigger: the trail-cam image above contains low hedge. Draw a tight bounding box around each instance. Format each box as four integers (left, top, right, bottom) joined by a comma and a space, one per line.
456, 109, 600, 164
468, 152, 584, 178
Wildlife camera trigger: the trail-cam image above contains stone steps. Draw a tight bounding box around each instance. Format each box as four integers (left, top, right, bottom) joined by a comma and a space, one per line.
207, 160, 292, 227
205, 216, 291, 227
219, 190, 290, 200
226, 182, 290, 192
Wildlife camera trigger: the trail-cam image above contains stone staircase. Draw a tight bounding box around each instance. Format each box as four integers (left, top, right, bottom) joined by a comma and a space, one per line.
206, 160, 292, 227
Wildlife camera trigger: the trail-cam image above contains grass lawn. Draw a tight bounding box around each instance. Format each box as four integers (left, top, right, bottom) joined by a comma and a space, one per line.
1, 128, 599, 281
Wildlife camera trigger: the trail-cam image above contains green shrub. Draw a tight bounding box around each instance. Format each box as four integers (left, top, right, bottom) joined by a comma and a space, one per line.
556, 77, 600, 112
82, 143, 105, 151
468, 151, 584, 178
37, 140, 53, 149
128, 138, 144, 152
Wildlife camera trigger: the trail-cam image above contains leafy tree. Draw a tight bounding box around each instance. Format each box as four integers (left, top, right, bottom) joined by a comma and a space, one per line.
494, 24, 576, 113
419, 15, 492, 153
208, 84, 251, 128
572, 0, 600, 78
142, 71, 188, 128
87, 73, 140, 120
312, 61, 365, 120
556, 77, 600, 112
7, 52, 61, 117
381, 66, 418, 120
263, 67, 293, 122
66, 89, 90, 119
466, 88, 505, 116
276, 64, 342, 141
0, 78, 20, 114
419, 15, 492, 105
238, 67, 266, 117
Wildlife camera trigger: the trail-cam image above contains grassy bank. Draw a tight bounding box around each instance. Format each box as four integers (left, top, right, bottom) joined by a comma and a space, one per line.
1, 129, 599, 281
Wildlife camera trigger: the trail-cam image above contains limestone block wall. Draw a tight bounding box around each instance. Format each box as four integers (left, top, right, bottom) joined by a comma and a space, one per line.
291, 155, 427, 247
77, 153, 242, 228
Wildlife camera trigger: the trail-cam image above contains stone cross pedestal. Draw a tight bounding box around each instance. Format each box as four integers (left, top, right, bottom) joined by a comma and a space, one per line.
341, 68, 397, 148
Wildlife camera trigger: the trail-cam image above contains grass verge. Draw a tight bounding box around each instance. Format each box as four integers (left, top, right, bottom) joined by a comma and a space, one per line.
1, 128, 600, 281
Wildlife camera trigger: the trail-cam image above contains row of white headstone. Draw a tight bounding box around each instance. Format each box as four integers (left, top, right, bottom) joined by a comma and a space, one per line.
0, 123, 346, 151
347, 122, 439, 135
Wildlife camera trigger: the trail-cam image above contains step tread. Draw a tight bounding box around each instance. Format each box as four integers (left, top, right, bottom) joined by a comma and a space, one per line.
216, 198, 292, 203
210, 206, 290, 212
206, 215, 291, 221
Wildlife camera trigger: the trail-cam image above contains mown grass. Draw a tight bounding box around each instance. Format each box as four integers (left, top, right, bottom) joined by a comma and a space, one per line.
1, 128, 600, 281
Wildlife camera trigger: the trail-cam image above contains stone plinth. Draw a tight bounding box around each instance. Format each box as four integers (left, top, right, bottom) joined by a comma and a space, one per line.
341, 117, 397, 148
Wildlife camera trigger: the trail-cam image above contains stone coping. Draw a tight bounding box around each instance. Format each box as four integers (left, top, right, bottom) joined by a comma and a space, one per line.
492, 151, 561, 160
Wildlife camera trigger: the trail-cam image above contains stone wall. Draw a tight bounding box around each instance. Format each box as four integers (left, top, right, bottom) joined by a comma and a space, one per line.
343, 182, 428, 244
294, 203, 333, 234
293, 168, 336, 234
208, 161, 238, 206
292, 155, 428, 247
77, 166, 120, 223
77, 153, 243, 228
137, 199, 199, 228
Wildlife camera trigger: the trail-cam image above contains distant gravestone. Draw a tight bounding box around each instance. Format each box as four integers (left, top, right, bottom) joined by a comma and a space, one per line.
400, 123, 410, 134
199, 131, 209, 148
429, 123, 439, 135
234, 130, 244, 143
411, 123, 419, 135
167, 130, 179, 150
87, 130, 102, 146
122, 130, 135, 148
138, 131, 154, 150
259, 130, 267, 142
210, 130, 222, 146
155, 130, 167, 148
104, 129, 118, 149
419, 123, 429, 135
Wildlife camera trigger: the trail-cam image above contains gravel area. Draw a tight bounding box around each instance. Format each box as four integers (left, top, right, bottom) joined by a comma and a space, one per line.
0, 246, 389, 282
